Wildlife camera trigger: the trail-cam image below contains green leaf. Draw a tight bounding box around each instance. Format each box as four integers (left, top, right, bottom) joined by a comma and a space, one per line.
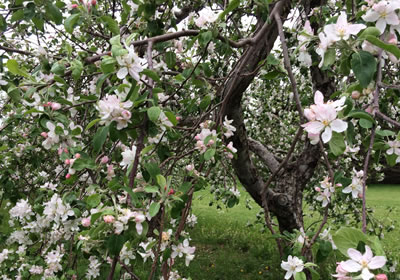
329, 132, 346, 156
359, 118, 373, 129
375, 130, 395, 137
294, 272, 306, 280
144, 186, 159, 193
323, 48, 336, 68
199, 95, 211, 111
204, 148, 215, 161
351, 51, 377, 88
6, 59, 29, 78
346, 110, 375, 123
101, 56, 116, 74
358, 27, 381, 40
165, 52, 176, 69
100, 15, 120, 35
156, 174, 166, 187
93, 125, 110, 154
366, 35, 400, 59
147, 106, 161, 122
0, 15, 7, 32
45, 2, 63, 25
86, 194, 101, 208
86, 119, 101, 130
96, 73, 112, 95
11, 9, 24, 22
332, 227, 368, 257
71, 59, 83, 80
106, 234, 125, 255
64, 14, 80, 33
164, 111, 178, 126
149, 202, 161, 217
142, 69, 160, 82
51, 62, 65, 76
219, 0, 240, 19
72, 157, 96, 171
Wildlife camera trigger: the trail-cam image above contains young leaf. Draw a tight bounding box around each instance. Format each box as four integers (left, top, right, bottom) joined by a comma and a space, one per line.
351, 51, 377, 88
366, 35, 400, 59
45, 2, 63, 25
93, 125, 110, 154
329, 132, 346, 156
149, 202, 160, 217
64, 14, 80, 33
165, 52, 176, 69
100, 15, 120, 35
346, 110, 375, 123
142, 69, 160, 82
147, 106, 161, 122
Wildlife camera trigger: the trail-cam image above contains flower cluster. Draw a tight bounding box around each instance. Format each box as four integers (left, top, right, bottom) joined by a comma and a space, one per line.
96, 94, 133, 129
302, 91, 347, 144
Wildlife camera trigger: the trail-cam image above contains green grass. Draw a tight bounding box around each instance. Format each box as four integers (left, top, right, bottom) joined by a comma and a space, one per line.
174, 184, 400, 279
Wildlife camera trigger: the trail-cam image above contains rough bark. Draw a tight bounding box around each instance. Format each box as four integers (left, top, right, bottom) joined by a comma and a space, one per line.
220, 1, 336, 234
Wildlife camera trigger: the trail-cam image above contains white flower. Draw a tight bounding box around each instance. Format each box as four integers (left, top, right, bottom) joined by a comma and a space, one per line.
386, 140, 400, 155
86, 256, 101, 279
194, 8, 219, 28
116, 45, 144, 81
343, 173, 363, 199
223, 116, 236, 138
362, 1, 400, 34
120, 146, 137, 167
9, 199, 33, 221
316, 188, 331, 207
324, 12, 366, 41
341, 245, 386, 280
281, 255, 304, 279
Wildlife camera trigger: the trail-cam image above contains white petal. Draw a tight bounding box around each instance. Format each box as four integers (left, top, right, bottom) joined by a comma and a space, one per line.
348, 248, 363, 262
362, 11, 380, 22
302, 121, 325, 134
314, 91, 324, 105
321, 127, 332, 143
368, 256, 386, 269
364, 245, 373, 261
376, 19, 387, 34
117, 67, 128, 79
341, 259, 362, 272
331, 119, 348, 132
361, 267, 375, 280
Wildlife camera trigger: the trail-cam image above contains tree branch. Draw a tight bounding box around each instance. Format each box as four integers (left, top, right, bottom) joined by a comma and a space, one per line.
248, 138, 280, 172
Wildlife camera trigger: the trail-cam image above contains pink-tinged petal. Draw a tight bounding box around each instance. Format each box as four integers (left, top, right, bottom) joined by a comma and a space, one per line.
347, 24, 366, 35
361, 267, 375, 280
117, 67, 128, 79
341, 259, 362, 272
386, 12, 400, 25
348, 248, 363, 262
302, 121, 325, 134
321, 127, 332, 143
362, 11, 380, 22
331, 119, 348, 132
364, 245, 373, 261
376, 19, 387, 34
368, 256, 387, 269
136, 223, 143, 235
314, 90, 324, 105
304, 108, 316, 121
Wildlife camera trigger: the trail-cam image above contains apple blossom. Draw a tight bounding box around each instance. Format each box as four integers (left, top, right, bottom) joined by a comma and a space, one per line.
103, 215, 115, 224
324, 12, 366, 42
116, 45, 144, 81
343, 170, 364, 199
81, 218, 91, 227
281, 255, 304, 279
362, 1, 400, 34
341, 245, 386, 280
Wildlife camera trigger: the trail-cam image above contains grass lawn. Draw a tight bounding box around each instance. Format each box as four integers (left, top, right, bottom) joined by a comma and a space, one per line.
176, 184, 400, 279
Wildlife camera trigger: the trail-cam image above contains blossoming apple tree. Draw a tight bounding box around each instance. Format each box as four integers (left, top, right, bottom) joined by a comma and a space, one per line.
0, 0, 400, 279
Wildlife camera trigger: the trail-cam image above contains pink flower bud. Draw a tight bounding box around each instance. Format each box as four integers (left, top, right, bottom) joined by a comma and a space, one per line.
91, 0, 97, 5
41, 132, 48, 138
186, 164, 194, 172
64, 148, 68, 153
208, 139, 215, 146
388, 34, 397, 45
100, 156, 109, 164
375, 274, 388, 280
315, 187, 321, 192
65, 159, 71, 165
51, 102, 61, 110
195, 135, 200, 140
103, 215, 115, 224
65, 173, 71, 179
58, 148, 63, 155
168, 189, 175, 195
71, 4, 78, 9
82, 218, 91, 227
44, 101, 52, 107
336, 262, 348, 274
75, 153, 81, 159
176, 116, 181, 121
351, 91, 360, 99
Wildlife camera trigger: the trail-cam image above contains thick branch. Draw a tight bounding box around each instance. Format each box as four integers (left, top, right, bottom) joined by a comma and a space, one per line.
248, 138, 279, 172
